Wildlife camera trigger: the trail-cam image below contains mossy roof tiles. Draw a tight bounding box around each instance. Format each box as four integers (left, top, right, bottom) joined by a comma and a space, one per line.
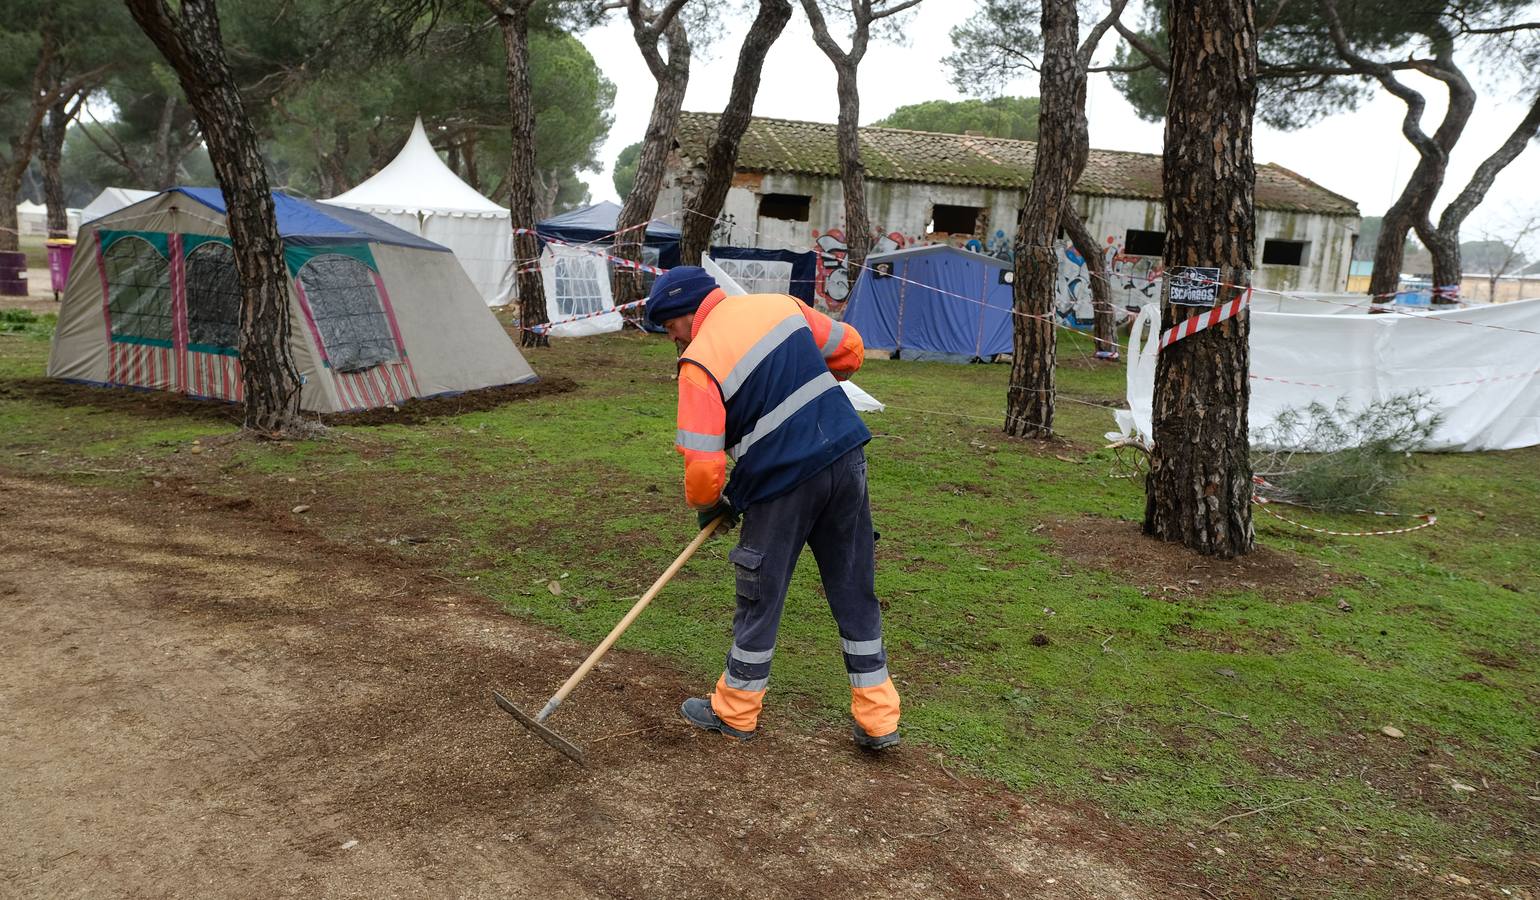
674, 112, 1358, 217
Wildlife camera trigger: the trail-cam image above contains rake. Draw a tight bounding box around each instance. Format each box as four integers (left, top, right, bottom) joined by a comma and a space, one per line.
492, 515, 726, 765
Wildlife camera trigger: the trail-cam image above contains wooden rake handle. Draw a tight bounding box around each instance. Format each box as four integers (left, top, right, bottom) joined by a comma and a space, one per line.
534, 515, 727, 722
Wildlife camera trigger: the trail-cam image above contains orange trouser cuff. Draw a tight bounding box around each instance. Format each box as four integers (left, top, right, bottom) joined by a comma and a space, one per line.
711, 673, 765, 732
851, 677, 901, 737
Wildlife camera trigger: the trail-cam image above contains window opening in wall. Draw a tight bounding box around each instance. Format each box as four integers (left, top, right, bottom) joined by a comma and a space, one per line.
759, 193, 811, 222
1262, 239, 1307, 266
1123, 229, 1165, 257
929, 204, 983, 236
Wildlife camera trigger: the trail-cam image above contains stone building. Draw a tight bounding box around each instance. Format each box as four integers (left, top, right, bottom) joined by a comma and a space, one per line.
656, 112, 1361, 318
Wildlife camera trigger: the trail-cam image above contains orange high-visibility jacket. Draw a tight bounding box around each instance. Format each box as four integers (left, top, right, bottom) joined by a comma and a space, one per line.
675, 289, 868, 511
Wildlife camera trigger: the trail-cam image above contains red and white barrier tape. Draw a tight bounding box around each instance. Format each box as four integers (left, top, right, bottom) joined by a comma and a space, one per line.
1250, 477, 1437, 537
1252, 496, 1438, 536
1158, 288, 1252, 349
526, 297, 648, 335
514, 228, 669, 276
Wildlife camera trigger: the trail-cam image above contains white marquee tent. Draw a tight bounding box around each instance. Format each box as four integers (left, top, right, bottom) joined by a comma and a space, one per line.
81, 187, 156, 225
15, 200, 81, 237
326, 117, 513, 307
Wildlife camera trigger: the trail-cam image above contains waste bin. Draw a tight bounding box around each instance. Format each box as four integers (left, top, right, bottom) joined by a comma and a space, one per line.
0, 250, 26, 297
46, 238, 76, 301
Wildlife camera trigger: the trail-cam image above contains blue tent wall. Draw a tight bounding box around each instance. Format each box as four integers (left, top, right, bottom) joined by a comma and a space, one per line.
708, 247, 818, 305
843, 245, 1013, 360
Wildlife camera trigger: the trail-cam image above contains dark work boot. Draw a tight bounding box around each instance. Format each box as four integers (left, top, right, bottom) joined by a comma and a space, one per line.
680, 696, 756, 742
852, 722, 900, 751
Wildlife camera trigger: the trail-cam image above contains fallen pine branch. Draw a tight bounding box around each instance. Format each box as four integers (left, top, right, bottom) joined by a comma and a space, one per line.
1206, 796, 1320, 830
1187, 695, 1251, 723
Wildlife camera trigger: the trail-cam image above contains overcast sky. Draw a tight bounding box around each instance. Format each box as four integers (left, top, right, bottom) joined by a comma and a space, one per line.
578, 3, 1540, 251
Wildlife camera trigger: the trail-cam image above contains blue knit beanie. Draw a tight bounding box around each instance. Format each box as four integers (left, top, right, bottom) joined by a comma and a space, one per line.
646, 266, 719, 327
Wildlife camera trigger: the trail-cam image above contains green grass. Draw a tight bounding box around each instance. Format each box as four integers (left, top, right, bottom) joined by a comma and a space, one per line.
1, 319, 1535, 895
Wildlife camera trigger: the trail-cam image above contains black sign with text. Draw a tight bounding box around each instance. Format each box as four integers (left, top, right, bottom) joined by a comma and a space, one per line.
1169, 267, 1222, 307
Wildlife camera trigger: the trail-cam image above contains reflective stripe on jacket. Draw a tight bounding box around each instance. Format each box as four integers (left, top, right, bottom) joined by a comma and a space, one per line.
675, 289, 870, 511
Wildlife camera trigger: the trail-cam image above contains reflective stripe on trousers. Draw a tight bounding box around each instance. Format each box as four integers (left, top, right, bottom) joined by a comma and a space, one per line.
708, 446, 899, 737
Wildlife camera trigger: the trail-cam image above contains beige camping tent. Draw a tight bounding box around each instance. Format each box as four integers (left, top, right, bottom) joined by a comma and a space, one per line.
48, 187, 536, 413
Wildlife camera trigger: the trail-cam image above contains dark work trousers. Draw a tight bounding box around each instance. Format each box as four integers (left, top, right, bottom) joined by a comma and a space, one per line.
721, 446, 889, 700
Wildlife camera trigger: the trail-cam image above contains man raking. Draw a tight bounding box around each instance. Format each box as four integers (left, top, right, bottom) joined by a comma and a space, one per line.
645, 266, 901, 750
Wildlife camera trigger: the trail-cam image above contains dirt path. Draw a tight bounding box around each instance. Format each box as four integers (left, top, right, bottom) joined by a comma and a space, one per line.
0, 475, 1180, 899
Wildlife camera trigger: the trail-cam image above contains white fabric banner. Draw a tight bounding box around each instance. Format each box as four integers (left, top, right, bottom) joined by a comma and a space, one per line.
1114, 296, 1540, 452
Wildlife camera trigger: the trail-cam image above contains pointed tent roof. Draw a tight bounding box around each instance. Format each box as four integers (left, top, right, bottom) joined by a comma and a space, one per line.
326, 117, 507, 217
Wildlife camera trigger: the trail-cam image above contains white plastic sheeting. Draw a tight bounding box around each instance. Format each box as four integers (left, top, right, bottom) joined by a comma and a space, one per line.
1112, 297, 1540, 452
540, 244, 623, 337
325, 117, 513, 307
703, 254, 884, 413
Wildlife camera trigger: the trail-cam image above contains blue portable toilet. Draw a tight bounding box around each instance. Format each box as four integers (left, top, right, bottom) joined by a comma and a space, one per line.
843, 244, 1014, 362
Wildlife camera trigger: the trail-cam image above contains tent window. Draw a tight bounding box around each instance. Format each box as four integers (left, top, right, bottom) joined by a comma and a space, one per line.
640, 246, 662, 296
1123, 229, 1165, 257
297, 255, 399, 372
185, 242, 241, 350
554, 253, 609, 317
1262, 239, 1307, 266
103, 236, 172, 342
759, 193, 811, 222
715, 259, 795, 295
929, 205, 983, 236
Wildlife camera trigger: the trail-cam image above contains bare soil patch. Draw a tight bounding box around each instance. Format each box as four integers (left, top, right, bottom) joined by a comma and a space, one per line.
0, 475, 1186, 899
0, 376, 575, 427
1046, 515, 1348, 602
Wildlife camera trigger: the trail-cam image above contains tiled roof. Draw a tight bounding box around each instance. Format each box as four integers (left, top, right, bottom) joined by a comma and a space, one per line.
674, 112, 1359, 217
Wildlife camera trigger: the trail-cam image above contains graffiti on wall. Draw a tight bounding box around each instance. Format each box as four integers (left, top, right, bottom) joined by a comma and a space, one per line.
807, 225, 1167, 319
812, 228, 913, 308
1053, 234, 1165, 327
964, 229, 1015, 264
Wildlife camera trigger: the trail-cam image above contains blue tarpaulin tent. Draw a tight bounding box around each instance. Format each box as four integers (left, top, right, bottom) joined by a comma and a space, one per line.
843, 244, 1013, 362
536, 200, 681, 256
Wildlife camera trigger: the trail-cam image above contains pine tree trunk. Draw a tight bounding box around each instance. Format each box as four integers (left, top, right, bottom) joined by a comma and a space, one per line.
494, 4, 550, 347
1351, 31, 1474, 299
832, 63, 872, 277
679, 0, 792, 266
0, 178, 18, 254
1427, 92, 1540, 301
1142, 0, 1257, 559
1064, 204, 1116, 357
41, 98, 71, 238
152, 95, 182, 189
125, 0, 303, 435
1004, 0, 1083, 438
614, 18, 690, 307
1420, 219, 1461, 303
1367, 202, 1416, 298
